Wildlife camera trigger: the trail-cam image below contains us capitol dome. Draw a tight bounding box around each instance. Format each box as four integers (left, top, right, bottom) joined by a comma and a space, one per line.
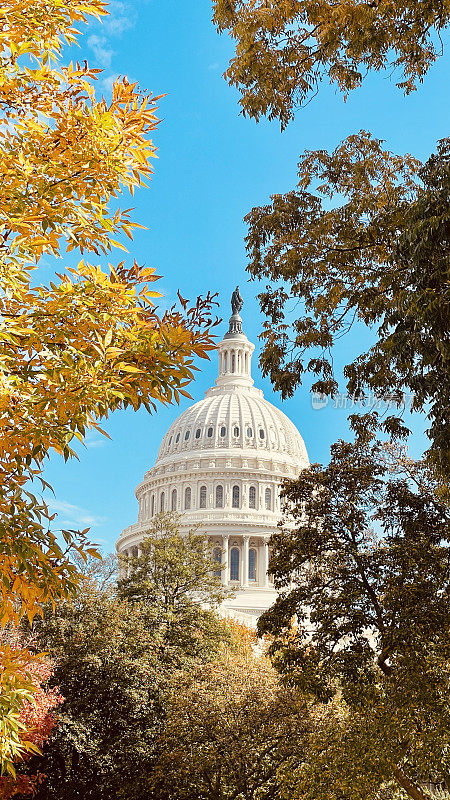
116, 288, 309, 624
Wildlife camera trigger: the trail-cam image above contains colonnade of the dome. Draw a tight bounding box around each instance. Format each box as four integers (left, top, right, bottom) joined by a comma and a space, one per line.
121, 534, 271, 589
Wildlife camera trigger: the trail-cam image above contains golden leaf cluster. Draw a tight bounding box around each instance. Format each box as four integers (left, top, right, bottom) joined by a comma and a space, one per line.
0, 0, 217, 775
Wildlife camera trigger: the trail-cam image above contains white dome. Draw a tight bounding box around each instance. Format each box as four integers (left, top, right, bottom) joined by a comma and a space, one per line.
156, 389, 307, 465
117, 294, 309, 625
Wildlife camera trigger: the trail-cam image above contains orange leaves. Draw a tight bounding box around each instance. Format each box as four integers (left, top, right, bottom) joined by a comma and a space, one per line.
0, 627, 62, 791
0, 10, 217, 757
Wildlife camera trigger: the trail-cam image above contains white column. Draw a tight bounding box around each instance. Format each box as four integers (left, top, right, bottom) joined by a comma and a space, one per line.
263, 539, 270, 588
242, 535, 249, 588
221, 535, 229, 586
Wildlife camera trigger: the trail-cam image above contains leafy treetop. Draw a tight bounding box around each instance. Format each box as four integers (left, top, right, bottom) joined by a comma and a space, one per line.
259, 428, 450, 800
245, 132, 450, 473
213, 0, 450, 127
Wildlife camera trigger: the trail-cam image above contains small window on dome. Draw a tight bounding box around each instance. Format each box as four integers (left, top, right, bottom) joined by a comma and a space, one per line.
233, 426, 239, 437
195, 428, 201, 439
247, 426, 253, 438
199, 485, 207, 509
232, 485, 240, 508
259, 429, 265, 439
215, 485, 223, 508
185, 430, 190, 441
230, 547, 239, 581
185, 487, 191, 510
249, 486, 256, 509
249, 548, 256, 581
168, 436, 172, 447
213, 547, 222, 578
176, 433, 180, 443
220, 426, 226, 437
207, 427, 213, 438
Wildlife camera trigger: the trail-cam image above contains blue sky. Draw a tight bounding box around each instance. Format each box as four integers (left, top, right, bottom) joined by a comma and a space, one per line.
42, 0, 450, 552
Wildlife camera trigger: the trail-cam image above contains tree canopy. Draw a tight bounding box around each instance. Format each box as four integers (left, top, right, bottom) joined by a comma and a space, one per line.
258, 428, 450, 799
149, 624, 311, 800
0, 0, 216, 776
213, 0, 450, 127
22, 537, 232, 800
244, 132, 450, 473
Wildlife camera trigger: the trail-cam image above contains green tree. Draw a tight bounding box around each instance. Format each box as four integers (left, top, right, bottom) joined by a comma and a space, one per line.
213, 0, 450, 127
118, 513, 229, 666
244, 132, 450, 473
258, 426, 450, 800
23, 530, 230, 800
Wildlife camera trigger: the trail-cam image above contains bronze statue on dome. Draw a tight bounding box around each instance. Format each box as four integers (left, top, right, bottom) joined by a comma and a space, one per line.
231, 285, 243, 316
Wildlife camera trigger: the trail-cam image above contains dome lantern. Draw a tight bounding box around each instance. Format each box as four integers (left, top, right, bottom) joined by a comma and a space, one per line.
214, 287, 255, 391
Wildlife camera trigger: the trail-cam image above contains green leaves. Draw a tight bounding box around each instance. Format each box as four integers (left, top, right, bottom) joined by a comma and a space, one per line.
258, 437, 450, 797
245, 132, 449, 473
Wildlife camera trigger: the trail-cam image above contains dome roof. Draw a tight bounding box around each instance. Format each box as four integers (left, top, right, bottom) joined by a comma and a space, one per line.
156, 390, 307, 465
154, 307, 308, 469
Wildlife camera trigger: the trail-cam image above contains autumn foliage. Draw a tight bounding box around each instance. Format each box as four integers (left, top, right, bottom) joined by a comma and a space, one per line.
0, 628, 62, 797
0, 0, 216, 777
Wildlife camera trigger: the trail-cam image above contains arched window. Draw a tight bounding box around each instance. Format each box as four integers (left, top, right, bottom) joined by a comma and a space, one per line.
231, 354, 235, 373
175, 433, 180, 443
232, 485, 240, 508
213, 546, 221, 578
230, 547, 239, 581
151, 494, 155, 517
249, 548, 256, 581
199, 485, 207, 509
195, 428, 201, 439
185, 486, 191, 510
160, 492, 165, 512
184, 430, 190, 441
233, 426, 239, 437
220, 425, 226, 437
215, 485, 223, 508
171, 489, 177, 511
224, 353, 228, 372
265, 487, 272, 510
249, 486, 256, 509
207, 426, 214, 438
168, 436, 172, 447
259, 428, 265, 439
247, 426, 253, 437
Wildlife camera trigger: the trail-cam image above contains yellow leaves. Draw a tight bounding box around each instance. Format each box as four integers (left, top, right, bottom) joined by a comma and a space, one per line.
0, 0, 217, 773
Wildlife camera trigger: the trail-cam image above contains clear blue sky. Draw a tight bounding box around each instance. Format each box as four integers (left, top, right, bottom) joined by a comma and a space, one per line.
42, 0, 450, 552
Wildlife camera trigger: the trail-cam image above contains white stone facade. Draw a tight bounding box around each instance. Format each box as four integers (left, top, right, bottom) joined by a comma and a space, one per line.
116, 302, 309, 624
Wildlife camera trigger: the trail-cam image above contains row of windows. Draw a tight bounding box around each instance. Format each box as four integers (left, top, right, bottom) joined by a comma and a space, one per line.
213, 546, 257, 581
167, 425, 266, 448
149, 485, 273, 514
124, 545, 257, 582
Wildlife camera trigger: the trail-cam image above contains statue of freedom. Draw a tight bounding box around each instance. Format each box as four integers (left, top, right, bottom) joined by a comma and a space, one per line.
231, 286, 243, 316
